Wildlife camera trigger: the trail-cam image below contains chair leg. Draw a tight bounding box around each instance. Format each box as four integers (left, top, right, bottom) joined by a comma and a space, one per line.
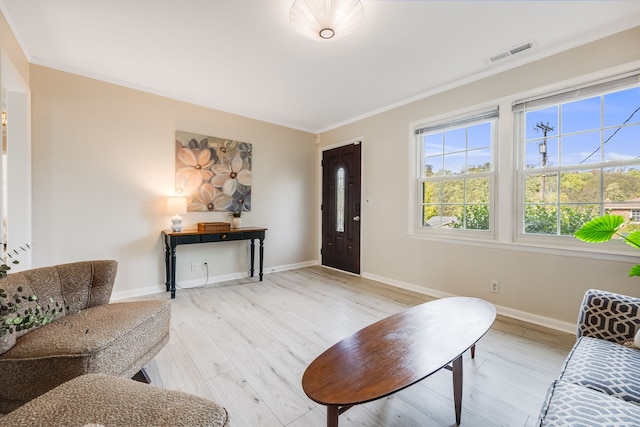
131, 368, 151, 384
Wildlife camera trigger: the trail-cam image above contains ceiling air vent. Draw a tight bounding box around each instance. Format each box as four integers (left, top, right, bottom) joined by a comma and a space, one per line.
486, 41, 535, 64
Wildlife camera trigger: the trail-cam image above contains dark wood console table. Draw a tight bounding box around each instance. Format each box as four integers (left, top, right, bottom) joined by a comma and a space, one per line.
161, 227, 267, 298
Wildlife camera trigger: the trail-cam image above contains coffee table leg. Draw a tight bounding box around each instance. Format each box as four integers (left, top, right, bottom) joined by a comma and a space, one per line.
452, 355, 463, 425
327, 405, 339, 427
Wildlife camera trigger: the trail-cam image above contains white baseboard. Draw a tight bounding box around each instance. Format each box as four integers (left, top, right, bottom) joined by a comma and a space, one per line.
265, 260, 318, 274
111, 284, 167, 301
110, 260, 319, 301
361, 272, 576, 335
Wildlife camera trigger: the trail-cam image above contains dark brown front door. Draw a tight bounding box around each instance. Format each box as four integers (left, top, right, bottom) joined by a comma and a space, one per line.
322, 143, 361, 274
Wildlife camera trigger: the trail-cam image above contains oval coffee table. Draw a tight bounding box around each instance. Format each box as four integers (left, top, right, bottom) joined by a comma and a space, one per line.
302, 297, 496, 426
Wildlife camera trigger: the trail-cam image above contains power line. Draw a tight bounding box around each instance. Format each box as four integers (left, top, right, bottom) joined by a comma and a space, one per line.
579, 105, 640, 164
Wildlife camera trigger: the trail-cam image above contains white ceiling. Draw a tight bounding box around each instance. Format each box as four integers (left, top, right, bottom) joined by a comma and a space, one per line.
1, 1, 639, 133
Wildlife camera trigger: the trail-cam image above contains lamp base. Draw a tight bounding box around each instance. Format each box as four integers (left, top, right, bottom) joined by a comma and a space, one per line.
170, 216, 183, 232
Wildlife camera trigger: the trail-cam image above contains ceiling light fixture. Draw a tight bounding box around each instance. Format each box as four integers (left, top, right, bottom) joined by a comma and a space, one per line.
290, 0, 364, 41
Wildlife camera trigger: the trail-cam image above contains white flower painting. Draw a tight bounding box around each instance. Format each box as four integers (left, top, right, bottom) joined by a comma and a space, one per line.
175, 130, 252, 212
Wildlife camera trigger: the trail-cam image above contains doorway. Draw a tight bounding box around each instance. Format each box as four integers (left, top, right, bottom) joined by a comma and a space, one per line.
1, 55, 32, 270
321, 143, 361, 274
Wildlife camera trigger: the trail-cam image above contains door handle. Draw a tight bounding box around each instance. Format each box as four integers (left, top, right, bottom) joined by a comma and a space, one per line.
353, 216, 360, 221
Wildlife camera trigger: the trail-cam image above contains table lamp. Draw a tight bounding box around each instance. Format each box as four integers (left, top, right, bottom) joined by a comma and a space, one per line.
167, 196, 187, 232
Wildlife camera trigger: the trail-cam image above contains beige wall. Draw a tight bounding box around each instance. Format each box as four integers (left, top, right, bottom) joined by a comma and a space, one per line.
319, 26, 640, 330
30, 65, 317, 297
0, 10, 28, 85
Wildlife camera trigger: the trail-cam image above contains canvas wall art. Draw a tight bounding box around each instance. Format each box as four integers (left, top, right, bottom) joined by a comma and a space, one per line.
175, 130, 252, 212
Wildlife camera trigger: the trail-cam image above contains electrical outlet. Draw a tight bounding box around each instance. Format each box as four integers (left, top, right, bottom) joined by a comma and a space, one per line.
202, 261, 208, 270
190, 261, 199, 272
490, 280, 499, 294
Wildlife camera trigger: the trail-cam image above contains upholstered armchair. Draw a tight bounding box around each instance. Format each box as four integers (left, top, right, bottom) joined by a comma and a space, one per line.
0, 374, 230, 427
537, 289, 640, 426
0, 260, 171, 413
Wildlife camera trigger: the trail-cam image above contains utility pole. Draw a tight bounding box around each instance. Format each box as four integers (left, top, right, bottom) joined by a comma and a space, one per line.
535, 122, 554, 200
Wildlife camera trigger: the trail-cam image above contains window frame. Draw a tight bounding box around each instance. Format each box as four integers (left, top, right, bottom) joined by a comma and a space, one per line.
514, 70, 640, 244
411, 107, 499, 241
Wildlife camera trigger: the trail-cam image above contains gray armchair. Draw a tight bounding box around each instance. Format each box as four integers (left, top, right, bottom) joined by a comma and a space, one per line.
0, 374, 230, 427
0, 260, 171, 413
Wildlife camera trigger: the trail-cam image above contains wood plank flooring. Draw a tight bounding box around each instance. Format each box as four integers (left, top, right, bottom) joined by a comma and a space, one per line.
142, 266, 575, 427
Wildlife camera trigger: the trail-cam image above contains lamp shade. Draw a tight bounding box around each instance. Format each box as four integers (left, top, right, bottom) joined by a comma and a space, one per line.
290, 0, 364, 41
167, 196, 187, 215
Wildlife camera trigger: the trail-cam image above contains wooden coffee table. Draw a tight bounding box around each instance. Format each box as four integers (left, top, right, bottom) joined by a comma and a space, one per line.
302, 297, 496, 426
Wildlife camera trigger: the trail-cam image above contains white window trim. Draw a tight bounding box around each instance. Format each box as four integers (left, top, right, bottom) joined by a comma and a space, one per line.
514, 69, 640, 244
409, 105, 499, 242
407, 61, 640, 264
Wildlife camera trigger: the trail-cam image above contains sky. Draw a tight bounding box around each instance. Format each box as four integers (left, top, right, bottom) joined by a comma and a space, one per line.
524, 86, 640, 168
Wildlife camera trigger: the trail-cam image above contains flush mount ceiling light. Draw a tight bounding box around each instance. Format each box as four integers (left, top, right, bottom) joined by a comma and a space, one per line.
290, 0, 364, 41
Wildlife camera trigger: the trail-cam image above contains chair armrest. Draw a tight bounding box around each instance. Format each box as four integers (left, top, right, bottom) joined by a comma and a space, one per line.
577, 289, 640, 344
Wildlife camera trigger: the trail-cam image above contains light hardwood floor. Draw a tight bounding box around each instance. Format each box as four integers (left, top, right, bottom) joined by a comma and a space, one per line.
143, 266, 575, 427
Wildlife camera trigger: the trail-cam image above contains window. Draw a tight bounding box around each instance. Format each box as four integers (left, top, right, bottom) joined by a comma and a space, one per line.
336, 167, 345, 232
416, 109, 497, 232
631, 209, 640, 223
515, 73, 640, 237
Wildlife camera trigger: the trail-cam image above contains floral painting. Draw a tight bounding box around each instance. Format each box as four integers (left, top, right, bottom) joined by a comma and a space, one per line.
175, 130, 252, 212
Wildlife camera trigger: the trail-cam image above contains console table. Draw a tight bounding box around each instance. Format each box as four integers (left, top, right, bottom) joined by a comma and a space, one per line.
161, 227, 267, 298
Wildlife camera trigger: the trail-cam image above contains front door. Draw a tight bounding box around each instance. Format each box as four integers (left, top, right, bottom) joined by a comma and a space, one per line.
321, 143, 361, 274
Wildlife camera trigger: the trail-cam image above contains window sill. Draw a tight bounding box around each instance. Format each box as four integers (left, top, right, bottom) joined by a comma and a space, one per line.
407, 230, 639, 264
